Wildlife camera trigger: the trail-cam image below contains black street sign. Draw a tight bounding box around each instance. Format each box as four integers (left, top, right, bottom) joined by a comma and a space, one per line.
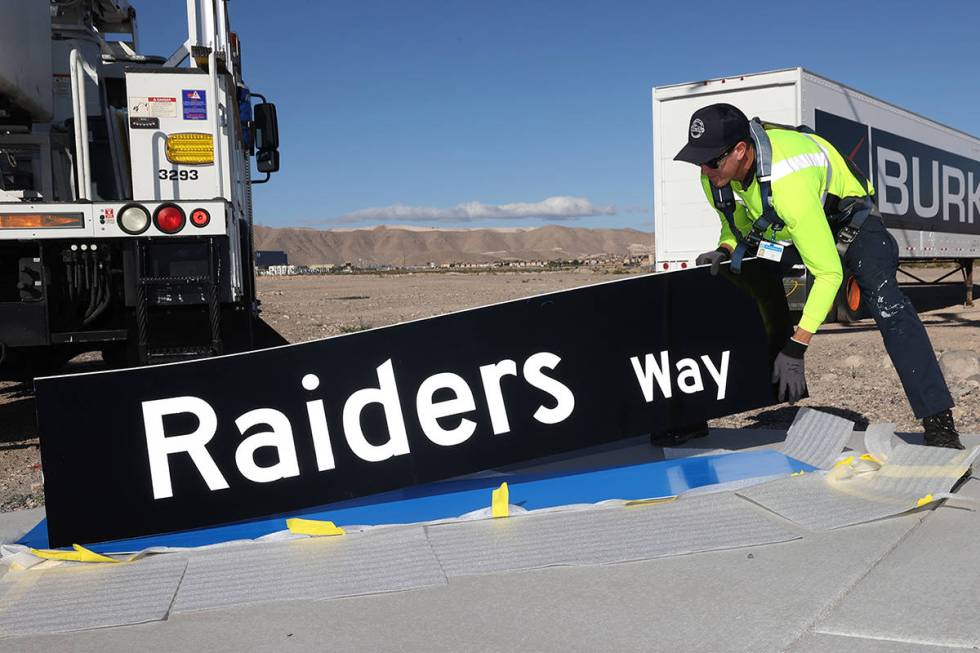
36, 265, 778, 546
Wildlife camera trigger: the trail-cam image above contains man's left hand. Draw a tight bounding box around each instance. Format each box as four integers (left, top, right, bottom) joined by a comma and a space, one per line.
772, 338, 808, 404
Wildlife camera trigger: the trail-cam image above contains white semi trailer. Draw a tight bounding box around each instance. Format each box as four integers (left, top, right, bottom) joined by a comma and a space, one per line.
652, 68, 979, 320
0, 0, 283, 378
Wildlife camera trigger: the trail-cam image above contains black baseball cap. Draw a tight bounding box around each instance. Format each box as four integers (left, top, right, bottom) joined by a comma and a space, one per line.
673, 103, 750, 165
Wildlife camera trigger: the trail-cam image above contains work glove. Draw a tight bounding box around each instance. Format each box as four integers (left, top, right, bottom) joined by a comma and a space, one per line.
772, 338, 808, 404
695, 248, 731, 276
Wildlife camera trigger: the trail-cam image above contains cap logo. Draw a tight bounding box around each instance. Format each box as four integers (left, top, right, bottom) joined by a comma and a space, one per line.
690, 118, 705, 139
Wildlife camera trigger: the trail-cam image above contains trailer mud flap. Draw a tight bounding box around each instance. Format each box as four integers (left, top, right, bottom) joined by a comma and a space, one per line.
35, 263, 780, 547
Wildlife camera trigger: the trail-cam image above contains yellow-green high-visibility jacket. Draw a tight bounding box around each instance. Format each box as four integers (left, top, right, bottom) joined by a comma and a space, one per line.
700, 128, 874, 333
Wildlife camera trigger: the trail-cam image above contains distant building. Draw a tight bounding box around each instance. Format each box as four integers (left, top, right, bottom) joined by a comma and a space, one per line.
264, 264, 299, 276
256, 250, 288, 268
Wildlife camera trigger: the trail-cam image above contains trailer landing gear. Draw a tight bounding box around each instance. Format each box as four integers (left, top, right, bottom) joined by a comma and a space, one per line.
896, 259, 977, 309
963, 258, 974, 308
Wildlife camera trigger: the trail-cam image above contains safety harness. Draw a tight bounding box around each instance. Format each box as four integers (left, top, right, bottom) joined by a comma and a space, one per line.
710, 119, 875, 273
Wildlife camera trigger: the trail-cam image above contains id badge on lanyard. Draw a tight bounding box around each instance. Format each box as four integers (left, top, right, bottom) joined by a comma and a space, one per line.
757, 240, 785, 262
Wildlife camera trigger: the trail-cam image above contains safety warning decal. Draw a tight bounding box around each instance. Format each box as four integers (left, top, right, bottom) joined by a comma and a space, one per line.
182, 89, 207, 120
130, 96, 177, 118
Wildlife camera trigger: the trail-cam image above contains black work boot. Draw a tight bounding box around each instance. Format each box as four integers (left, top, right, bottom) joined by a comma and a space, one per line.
922, 409, 965, 450
650, 421, 709, 447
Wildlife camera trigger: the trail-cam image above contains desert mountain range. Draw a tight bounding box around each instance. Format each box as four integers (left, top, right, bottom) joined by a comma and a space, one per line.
253, 225, 654, 266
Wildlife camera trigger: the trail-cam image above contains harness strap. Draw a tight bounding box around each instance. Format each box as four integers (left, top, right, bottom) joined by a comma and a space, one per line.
748, 120, 773, 179
835, 195, 879, 257
709, 184, 744, 270
709, 120, 786, 274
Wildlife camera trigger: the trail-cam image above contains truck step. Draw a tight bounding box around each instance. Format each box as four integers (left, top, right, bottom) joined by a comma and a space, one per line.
146, 346, 215, 363
139, 276, 213, 286
51, 329, 128, 344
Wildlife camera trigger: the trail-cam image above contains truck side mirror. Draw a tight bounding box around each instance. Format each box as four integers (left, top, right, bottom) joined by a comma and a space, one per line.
256, 148, 279, 173
253, 102, 279, 151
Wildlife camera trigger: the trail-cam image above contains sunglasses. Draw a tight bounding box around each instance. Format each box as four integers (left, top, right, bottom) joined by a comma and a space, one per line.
703, 144, 736, 169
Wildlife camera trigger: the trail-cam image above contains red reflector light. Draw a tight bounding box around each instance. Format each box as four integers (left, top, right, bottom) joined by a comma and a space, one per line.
681, 262, 688, 269
190, 208, 210, 227
154, 204, 186, 234
662, 263, 669, 270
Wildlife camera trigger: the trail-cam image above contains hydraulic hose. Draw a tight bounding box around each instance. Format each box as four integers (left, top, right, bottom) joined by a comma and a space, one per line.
82, 262, 111, 326
84, 254, 96, 318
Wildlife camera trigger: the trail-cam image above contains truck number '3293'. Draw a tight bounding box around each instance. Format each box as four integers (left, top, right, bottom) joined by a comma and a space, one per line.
158, 169, 199, 180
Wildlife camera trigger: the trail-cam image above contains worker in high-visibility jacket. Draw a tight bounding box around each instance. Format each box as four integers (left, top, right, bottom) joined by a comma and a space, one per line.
673, 103, 961, 449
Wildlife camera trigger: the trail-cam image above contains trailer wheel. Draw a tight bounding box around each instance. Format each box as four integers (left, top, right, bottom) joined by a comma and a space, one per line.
835, 274, 865, 323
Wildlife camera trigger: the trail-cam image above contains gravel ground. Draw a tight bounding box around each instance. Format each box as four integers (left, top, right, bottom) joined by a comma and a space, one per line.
1, 266, 976, 511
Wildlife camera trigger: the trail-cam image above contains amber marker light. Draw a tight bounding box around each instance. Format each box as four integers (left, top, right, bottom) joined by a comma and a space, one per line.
0, 213, 84, 229
165, 132, 215, 165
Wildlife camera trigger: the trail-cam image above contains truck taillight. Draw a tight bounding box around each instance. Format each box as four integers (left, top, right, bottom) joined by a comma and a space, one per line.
154, 204, 186, 234
118, 204, 150, 234
0, 213, 84, 229
190, 208, 210, 227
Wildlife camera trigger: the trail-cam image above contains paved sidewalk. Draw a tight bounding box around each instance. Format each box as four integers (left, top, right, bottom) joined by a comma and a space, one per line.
2, 430, 977, 652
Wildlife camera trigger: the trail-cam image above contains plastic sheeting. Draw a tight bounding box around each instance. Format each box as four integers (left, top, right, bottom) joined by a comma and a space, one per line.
18, 450, 813, 553
739, 429, 979, 531
427, 492, 801, 577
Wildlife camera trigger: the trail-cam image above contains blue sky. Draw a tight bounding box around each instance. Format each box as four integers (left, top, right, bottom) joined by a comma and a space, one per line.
134, 0, 979, 231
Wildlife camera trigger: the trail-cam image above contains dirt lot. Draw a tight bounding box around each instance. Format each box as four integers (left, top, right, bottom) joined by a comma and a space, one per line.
1, 266, 977, 511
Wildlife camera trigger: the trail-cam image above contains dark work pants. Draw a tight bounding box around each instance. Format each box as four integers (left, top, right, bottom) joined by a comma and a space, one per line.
843, 217, 953, 418
722, 216, 953, 419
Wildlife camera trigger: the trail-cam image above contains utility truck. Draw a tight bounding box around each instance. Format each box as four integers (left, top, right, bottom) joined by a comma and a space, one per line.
0, 0, 282, 379
652, 68, 979, 321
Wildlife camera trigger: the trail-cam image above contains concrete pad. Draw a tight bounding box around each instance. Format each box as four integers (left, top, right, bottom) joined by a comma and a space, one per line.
789, 632, 967, 652
0, 513, 923, 653
814, 477, 980, 648
0, 508, 43, 545
692, 427, 790, 452
845, 432, 980, 457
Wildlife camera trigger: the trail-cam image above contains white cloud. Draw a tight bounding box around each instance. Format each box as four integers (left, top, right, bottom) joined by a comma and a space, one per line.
331, 196, 616, 224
